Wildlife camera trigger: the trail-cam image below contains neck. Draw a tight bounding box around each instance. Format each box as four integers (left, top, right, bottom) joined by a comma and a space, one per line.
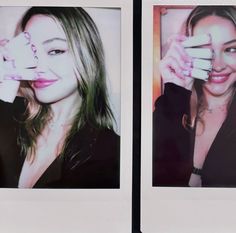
50, 92, 81, 126
203, 89, 234, 109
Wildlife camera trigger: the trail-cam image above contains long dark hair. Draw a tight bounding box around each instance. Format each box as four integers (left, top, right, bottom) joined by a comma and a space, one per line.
183, 6, 236, 130
18, 7, 115, 162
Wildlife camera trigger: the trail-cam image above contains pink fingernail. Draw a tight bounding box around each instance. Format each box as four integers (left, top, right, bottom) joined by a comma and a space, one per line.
24, 31, 31, 45
31, 44, 37, 53
4, 75, 22, 80
0, 39, 9, 46
186, 62, 192, 67
182, 69, 191, 76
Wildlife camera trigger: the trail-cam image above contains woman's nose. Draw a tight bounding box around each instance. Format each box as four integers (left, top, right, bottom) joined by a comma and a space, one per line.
212, 51, 226, 72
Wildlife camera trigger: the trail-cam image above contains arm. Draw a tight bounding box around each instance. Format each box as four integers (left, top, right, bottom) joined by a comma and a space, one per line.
0, 32, 38, 103
153, 83, 192, 186
152, 33, 213, 186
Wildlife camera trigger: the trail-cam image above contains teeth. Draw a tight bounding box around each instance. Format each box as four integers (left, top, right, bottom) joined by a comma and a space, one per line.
211, 76, 224, 80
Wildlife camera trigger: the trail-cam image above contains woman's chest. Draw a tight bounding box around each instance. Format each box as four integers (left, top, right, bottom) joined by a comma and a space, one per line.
193, 111, 226, 168
18, 147, 59, 188
194, 111, 236, 186
18, 132, 65, 188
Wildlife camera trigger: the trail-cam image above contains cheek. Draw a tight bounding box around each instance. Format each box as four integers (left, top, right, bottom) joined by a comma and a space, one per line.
48, 56, 75, 77
225, 54, 236, 70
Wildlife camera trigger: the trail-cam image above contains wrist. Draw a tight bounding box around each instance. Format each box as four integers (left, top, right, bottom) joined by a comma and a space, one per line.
0, 80, 20, 103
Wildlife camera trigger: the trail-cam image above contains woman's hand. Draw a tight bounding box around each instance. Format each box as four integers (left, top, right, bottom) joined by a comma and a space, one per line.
0, 38, 20, 103
0, 32, 38, 103
160, 34, 212, 91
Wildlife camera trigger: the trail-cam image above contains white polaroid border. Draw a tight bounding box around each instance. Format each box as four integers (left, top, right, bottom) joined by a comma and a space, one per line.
0, 1, 133, 233
142, 1, 236, 233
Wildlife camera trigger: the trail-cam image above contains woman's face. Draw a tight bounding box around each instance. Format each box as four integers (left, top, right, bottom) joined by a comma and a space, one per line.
24, 15, 79, 104
193, 15, 236, 97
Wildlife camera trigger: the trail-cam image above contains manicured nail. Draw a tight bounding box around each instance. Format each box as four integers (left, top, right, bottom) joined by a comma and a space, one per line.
31, 44, 37, 54
4, 75, 22, 80
185, 48, 213, 59
0, 39, 9, 46
182, 70, 191, 76
24, 31, 31, 45
186, 62, 192, 67
181, 34, 211, 48
191, 68, 209, 81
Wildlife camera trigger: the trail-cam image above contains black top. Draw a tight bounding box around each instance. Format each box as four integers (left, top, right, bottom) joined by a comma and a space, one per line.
0, 97, 120, 188
153, 83, 236, 187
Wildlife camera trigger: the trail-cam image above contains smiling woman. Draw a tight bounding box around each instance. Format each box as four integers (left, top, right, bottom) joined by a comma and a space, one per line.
25, 15, 80, 105
153, 6, 236, 187
0, 7, 120, 188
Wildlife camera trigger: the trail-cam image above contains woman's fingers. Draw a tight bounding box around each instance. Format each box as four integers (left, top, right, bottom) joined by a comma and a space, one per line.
183, 68, 209, 81
192, 58, 212, 71
181, 34, 211, 48
166, 41, 192, 65
161, 58, 194, 90
4, 32, 38, 69
161, 56, 190, 80
0, 53, 20, 102
0, 32, 38, 81
0, 38, 9, 47
161, 53, 210, 83
160, 33, 213, 89
185, 48, 213, 59
167, 34, 187, 45
4, 68, 36, 81
0, 78, 20, 102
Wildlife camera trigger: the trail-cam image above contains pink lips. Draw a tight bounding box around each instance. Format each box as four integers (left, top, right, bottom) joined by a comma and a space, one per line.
208, 73, 230, 84
33, 78, 58, 89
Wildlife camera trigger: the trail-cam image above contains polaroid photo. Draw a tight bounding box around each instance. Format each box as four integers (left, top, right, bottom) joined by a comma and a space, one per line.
0, 1, 133, 232
142, 0, 236, 232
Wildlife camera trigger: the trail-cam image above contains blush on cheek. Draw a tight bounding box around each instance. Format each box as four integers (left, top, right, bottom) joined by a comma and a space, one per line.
49, 61, 74, 78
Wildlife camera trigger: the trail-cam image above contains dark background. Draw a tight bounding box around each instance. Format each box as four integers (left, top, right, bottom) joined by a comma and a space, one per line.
132, 0, 142, 232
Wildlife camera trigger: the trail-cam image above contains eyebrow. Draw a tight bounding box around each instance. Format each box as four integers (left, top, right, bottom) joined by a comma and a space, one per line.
43, 37, 67, 45
224, 39, 236, 45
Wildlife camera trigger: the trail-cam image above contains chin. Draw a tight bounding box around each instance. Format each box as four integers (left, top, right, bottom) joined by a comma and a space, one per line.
34, 94, 58, 104
206, 87, 234, 97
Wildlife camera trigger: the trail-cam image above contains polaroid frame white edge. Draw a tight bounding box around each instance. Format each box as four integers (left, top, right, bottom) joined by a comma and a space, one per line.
0, 1, 133, 233
142, 1, 236, 233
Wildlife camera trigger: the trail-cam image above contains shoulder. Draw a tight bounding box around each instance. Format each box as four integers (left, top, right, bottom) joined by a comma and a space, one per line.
154, 83, 192, 116
62, 125, 120, 188
77, 125, 120, 164
95, 128, 120, 152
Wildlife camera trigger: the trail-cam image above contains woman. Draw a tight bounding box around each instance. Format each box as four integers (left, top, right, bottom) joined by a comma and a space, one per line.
0, 7, 120, 188
153, 6, 236, 187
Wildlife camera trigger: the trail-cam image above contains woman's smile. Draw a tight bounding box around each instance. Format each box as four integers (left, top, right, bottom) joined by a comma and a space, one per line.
208, 72, 231, 84
25, 15, 79, 104
193, 15, 236, 97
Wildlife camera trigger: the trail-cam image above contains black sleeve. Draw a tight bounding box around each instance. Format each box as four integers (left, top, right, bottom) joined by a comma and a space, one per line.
153, 83, 193, 186
0, 97, 25, 187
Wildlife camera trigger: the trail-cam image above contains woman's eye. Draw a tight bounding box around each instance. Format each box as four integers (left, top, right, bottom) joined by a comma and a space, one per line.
48, 49, 66, 56
225, 47, 236, 53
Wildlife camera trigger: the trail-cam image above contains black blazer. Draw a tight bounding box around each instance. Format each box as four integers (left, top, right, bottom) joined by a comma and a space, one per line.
153, 83, 236, 187
0, 97, 120, 188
